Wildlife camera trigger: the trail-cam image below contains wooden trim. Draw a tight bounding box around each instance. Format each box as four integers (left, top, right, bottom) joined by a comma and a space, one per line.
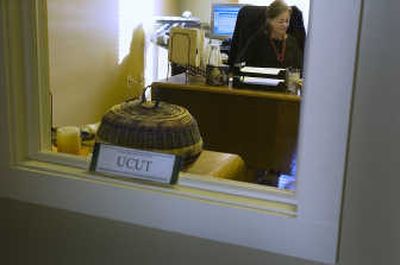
24, 0, 52, 156
0, 0, 29, 164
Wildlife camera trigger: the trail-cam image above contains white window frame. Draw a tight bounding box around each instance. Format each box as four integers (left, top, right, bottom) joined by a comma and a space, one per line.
0, 0, 362, 263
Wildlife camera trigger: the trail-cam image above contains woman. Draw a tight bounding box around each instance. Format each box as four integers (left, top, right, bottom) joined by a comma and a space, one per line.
243, 0, 303, 69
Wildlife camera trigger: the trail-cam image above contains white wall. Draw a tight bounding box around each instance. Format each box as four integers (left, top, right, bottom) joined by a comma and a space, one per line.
338, 0, 400, 264
0, 197, 321, 265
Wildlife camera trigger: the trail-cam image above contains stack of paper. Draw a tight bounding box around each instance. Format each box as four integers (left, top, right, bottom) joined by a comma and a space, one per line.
240, 66, 285, 76
242, 76, 284, 87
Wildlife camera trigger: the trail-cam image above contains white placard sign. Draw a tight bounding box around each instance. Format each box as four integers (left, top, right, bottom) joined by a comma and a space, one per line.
89, 143, 181, 184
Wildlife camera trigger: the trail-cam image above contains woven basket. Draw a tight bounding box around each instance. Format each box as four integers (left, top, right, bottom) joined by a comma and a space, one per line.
96, 99, 203, 167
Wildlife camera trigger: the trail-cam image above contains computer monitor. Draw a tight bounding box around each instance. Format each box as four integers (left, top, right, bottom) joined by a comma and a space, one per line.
211, 4, 244, 39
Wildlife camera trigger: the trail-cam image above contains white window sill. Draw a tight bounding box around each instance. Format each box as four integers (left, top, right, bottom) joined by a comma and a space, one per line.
22, 152, 298, 216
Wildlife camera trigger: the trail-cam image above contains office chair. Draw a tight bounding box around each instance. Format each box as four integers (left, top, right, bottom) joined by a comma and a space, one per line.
228, 5, 306, 68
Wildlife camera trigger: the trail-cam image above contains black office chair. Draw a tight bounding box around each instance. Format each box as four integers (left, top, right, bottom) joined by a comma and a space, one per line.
228, 5, 306, 68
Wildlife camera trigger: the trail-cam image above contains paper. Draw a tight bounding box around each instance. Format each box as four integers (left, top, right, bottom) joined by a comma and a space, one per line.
241, 66, 285, 76
242, 77, 284, 87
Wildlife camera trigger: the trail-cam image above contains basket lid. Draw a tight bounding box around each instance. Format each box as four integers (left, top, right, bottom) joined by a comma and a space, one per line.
96, 99, 203, 166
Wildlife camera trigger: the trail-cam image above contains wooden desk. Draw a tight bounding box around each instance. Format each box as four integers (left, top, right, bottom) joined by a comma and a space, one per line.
152, 74, 300, 174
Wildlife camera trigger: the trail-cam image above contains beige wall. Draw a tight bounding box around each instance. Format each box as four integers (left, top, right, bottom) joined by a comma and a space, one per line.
178, 0, 238, 23
48, 0, 123, 127
48, 0, 235, 127
0, 197, 318, 265
48, 0, 184, 127
155, 0, 180, 16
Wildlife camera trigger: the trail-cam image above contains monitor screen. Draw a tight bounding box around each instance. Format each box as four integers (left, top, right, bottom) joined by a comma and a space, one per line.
211, 4, 243, 39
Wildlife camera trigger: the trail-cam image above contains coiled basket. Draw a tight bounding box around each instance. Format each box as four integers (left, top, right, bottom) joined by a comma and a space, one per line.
96, 99, 203, 167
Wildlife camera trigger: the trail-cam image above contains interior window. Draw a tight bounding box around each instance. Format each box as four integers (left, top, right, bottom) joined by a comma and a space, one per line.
48, 0, 310, 191
2, 0, 360, 262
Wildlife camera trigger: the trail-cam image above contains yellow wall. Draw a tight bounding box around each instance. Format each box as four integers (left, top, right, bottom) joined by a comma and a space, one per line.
48, 0, 223, 127
155, 0, 180, 16
48, 0, 122, 126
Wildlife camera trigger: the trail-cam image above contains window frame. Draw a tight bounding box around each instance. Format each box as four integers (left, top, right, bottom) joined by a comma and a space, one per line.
0, 0, 362, 263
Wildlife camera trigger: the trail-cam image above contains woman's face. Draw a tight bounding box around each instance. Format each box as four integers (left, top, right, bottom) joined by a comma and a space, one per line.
269, 10, 290, 36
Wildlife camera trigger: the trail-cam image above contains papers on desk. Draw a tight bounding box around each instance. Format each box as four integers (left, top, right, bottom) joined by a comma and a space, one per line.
242, 76, 284, 87
240, 66, 286, 76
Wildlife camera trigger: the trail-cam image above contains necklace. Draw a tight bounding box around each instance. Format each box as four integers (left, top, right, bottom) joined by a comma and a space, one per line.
269, 37, 287, 64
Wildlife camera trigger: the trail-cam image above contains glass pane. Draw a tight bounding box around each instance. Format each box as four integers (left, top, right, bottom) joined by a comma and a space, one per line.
48, 0, 309, 191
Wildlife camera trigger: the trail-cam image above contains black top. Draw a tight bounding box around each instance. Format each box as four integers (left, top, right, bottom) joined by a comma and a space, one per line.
241, 32, 303, 69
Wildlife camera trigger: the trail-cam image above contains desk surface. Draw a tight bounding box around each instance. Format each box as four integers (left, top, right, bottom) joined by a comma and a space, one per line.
152, 74, 301, 176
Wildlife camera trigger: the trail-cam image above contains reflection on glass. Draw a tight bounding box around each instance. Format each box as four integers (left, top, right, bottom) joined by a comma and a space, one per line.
48, 0, 309, 190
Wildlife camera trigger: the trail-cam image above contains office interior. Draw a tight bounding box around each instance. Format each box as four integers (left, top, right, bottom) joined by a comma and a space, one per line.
49, 0, 309, 190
